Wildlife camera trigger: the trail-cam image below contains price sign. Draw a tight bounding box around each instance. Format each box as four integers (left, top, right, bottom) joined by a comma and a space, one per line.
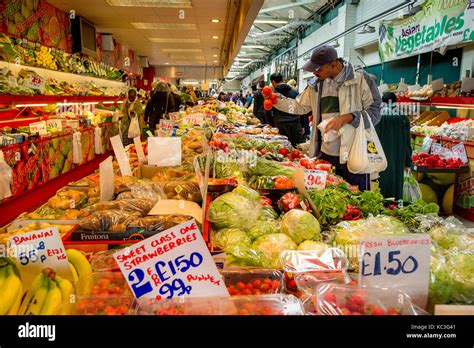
8, 227, 73, 290
99, 156, 114, 201
29, 121, 47, 135
304, 169, 327, 190
148, 136, 181, 166
133, 137, 146, 164
46, 119, 63, 131
359, 235, 431, 308
110, 135, 132, 176
183, 115, 205, 125
113, 220, 229, 300
24, 75, 45, 93
452, 143, 468, 164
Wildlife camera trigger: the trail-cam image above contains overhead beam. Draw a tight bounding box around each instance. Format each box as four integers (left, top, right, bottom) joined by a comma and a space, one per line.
259, 0, 319, 14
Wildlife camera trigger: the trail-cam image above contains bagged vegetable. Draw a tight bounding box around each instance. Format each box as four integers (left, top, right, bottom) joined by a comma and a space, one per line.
403, 169, 422, 202
212, 228, 252, 253
251, 234, 297, 268
207, 192, 259, 230
247, 219, 280, 240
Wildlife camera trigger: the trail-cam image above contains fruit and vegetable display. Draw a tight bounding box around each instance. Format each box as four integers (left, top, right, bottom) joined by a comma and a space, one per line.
0, 99, 472, 318
411, 119, 473, 141
412, 153, 466, 169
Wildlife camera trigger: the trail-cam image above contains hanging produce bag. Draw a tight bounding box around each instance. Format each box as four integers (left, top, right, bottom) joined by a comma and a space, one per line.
0, 151, 13, 200
348, 112, 387, 174
403, 169, 422, 202
72, 131, 83, 164
94, 126, 103, 155
128, 113, 141, 139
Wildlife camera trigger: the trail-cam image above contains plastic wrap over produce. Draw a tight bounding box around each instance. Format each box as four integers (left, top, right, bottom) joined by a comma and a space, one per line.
137, 294, 304, 315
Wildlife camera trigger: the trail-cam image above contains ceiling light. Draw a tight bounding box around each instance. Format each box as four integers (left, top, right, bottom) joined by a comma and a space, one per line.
107, 0, 192, 7
213, 60, 218, 63
254, 19, 288, 24
241, 45, 266, 49
165, 62, 169, 65
210, 19, 220, 23
131, 22, 196, 30
161, 48, 202, 52
212, 36, 219, 39
149, 38, 201, 43
213, 54, 218, 57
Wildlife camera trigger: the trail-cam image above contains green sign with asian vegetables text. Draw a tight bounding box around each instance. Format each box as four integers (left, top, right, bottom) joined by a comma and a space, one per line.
379, 0, 474, 62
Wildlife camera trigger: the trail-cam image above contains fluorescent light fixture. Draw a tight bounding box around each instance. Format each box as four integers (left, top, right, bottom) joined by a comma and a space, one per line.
434, 105, 472, 110
241, 45, 266, 49
170, 55, 205, 59
149, 38, 201, 43
235, 58, 252, 62
161, 48, 202, 52
213, 54, 218, 57
165, 62, 169, 65
212, 36, 219, 39
210, 19, 220, 23
102, 101, 117, 104
254, 19, 288, 24
213, 60, 218, 63
15, 103, 48, 107
132, 22, 196, 30
107, 0, 192, 7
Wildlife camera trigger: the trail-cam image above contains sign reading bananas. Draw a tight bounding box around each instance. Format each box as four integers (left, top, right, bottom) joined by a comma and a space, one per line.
8, 227, 73, 290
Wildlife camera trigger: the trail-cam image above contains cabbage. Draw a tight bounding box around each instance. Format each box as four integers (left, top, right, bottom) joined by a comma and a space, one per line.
297, 240, 328, 254
212, 228, 251, 252
252, 234, 297, 268
207, 192, 258, 229
448, 251, 474, 304
429, 225, 473, 252
280, 209, 321, 244
247, 219, 279, 240
233, 185, 260, 201
259, 206, 279, 220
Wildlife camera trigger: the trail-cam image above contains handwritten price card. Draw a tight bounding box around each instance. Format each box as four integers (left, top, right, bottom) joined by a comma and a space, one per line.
304, 169, 327, 190
9, 227, 73, 290
359, 235, 431, 308
113, 219, 229, 299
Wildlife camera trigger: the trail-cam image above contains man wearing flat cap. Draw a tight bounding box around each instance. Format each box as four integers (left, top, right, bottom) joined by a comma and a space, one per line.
272, 45, 382, 191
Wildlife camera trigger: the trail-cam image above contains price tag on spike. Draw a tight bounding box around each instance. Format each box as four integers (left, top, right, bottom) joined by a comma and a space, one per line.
303, 169, 327, 190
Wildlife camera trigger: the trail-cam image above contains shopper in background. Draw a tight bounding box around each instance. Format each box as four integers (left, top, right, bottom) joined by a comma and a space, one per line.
168, 84, 182, 111
272, 45, 382, 191
269, 73, 302, 147
252, 81, 266, 124
144, 81, 175, 133
245, 92, 253, 108
187, 85, 198, 104
120, 87, 144, 146
287, 79, 297, 90
218, 92, 226, 102
375, 92, 412, 200
287, 79, 310, 143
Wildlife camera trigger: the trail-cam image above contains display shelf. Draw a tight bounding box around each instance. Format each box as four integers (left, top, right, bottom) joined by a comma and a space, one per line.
398, 96, 474, 106
0, 94, 123, 106
0, 151, 112, 227
411, 132, 474, 146
412, 165, 470, 174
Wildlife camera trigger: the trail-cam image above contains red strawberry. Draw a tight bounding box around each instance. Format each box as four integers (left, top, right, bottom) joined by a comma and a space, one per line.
371, 307, 386, 315
324, 292, 337, 305
387, 307, 401, 315
341, 308, 352, 315
346, 294, 364, 313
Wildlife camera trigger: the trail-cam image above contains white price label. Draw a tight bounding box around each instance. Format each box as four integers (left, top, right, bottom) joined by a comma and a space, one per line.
29, 121, 47, 135
133, 137, 146, 164
46, 119, 63, 131
159, 120, 175, 130
359, 235, 431, 308
24, 75, 46, 93
110, 135, 132, 176
304, 169, 327, 190
452, 143, 468, 164
113, 220, 229, 300
9, 227, 74, 290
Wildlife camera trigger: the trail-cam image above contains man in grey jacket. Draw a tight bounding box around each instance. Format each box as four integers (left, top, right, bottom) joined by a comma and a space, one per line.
273, 45, 382, 191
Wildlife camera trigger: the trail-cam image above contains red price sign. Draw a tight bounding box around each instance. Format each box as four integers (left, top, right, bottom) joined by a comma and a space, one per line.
304, 169, 327, 190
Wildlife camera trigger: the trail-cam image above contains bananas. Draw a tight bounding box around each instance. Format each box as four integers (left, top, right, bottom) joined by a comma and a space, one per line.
66, 249, 92, 280
19, 268, 75, 315
0, 259, 23, 315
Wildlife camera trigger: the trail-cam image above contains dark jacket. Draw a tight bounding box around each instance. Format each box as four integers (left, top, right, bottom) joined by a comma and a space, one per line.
271, 84, 299, 124
253, 90, 265, 120
171, 92, 182, 111
144, 91, 175, 130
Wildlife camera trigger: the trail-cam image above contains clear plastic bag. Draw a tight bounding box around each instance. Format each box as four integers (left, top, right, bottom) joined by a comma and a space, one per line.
128, 115, 140, 139
317, 118, 341, 143
403, 169, 422, 202
314, 283, 420, 315
137, 294, 304, 315
79, 210, 142, 231
157, 180, 202, 203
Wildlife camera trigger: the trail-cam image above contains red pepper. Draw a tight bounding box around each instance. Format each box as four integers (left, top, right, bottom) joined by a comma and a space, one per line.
278, 148, 289, 156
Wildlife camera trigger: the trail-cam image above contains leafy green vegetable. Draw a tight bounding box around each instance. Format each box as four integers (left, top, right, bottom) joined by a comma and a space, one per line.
247, 219, 280, 240
350, 189, 384, 217
297, 240, 328, 253
251, 234, 297, 268
212, 228, 251, 252
309, 186, 349, 226
448, 251, 474, 304
232, 185, 260, 201
280, 209, 321, 244
383, 200, 439, 231
259, 206, 279, 220
428, 250, 453, 310
247, 158, 295, 178
207, 193, 258, 230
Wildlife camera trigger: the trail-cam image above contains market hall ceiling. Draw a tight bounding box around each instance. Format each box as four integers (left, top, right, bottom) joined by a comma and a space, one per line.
47, 0, 252, 67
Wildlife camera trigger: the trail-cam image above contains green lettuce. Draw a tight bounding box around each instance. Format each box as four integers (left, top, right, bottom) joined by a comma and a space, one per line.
280, 209, 321, 244
207, 192, 258, 230
251, 234, 297, 268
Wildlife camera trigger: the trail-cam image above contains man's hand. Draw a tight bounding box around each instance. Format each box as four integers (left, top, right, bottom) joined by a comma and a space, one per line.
325, 114, 354, 132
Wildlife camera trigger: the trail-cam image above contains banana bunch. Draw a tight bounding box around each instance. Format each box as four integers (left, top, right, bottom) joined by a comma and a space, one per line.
0, 258, 23, 315
19, 268, 74, 315
66, 249, 92, 282
35, 46, 57, 71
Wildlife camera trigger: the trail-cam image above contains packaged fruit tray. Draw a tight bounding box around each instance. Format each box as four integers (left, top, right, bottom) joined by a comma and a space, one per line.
220, 269, 284, 296
137, 294, 304, 315
70, 295, 137, 315
75, 272, 132, 297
